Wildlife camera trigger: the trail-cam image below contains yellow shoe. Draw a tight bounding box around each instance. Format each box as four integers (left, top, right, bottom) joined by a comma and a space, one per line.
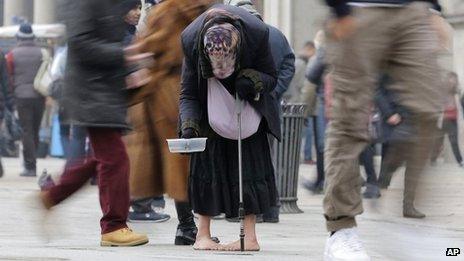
101, 228, 149, 247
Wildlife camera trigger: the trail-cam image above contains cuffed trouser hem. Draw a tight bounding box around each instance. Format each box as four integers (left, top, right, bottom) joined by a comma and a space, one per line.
326, 217, 357, 232
102, 224, 128, 235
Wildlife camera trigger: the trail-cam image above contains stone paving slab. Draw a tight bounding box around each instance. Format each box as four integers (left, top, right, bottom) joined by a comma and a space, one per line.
0, 157, 463, 260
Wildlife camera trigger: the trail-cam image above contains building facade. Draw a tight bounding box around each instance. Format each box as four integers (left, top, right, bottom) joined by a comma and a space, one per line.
1, 0, 56, 26
0, 0, 462, 83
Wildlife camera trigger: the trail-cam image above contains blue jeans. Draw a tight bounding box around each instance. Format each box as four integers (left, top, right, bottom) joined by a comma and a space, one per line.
60, 124, 88, 163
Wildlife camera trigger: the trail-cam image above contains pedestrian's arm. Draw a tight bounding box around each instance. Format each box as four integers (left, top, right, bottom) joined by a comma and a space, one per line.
66, 1, 124, 69
179, 47, 201, 136
273, 44, 296, 99
305, 50, 325, 86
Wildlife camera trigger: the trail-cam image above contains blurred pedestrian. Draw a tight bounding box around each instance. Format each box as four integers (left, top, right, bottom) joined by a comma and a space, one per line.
284, 41, 316, 103
376, 75, 415, 191
125, 0, 215, 244
0, 48, 14, 177
285, 41, 316, 165
38, 43, 92, 190
6, 23, 45, 177
38, 0, 148, 247
122, 0, 142, 46
303, 31, 327, 194
431, 72, 463, 166
225, 0, 296, 224
120, 0, 171, 225
323, 0, 443, 260
180, 5, 278, 251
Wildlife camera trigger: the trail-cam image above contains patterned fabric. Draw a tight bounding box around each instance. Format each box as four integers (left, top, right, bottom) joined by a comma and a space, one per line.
203, 23, 240, 79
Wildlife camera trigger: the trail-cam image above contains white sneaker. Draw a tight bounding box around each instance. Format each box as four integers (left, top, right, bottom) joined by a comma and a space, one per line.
324, 227, 371, 261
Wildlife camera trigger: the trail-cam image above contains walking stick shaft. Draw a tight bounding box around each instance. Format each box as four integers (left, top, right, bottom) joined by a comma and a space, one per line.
237, 95, 245, 252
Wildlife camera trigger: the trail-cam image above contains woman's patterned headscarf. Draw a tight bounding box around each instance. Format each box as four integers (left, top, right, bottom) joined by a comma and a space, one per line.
203, 23, 240, 79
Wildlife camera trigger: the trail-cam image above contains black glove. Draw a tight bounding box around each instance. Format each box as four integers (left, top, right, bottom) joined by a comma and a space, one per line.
181, 128, 198, 139
235, 69, 263, 101
235, 76, 256, 101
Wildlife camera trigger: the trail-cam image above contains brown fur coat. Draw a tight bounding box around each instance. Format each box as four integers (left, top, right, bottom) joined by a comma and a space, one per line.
126, 0, 214, 201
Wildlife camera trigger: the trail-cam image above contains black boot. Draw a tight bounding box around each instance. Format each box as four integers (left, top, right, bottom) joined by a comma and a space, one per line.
174, 201, 198, 245
174, 201, 219, 245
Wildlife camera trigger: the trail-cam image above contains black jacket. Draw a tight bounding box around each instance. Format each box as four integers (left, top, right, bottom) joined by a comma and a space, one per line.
179, 4, 280, 139
325, 0, 441, 17
374, 75, 413, 142
63, 0, 128, 129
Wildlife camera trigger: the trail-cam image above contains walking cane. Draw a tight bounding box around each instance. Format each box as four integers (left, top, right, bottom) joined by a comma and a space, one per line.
236, 93, 245, 252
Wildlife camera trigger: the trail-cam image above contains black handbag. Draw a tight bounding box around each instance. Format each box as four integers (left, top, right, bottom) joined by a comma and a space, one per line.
5, 109, 23, 141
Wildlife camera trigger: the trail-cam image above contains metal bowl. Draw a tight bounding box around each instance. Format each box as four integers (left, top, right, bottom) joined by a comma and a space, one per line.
166, 138, 208, 154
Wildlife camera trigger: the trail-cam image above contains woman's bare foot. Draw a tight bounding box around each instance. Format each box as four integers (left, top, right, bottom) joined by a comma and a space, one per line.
193, 237, 222, 251
222, 239, 260, 251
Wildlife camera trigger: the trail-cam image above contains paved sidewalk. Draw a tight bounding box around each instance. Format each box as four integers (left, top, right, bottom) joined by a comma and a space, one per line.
0, 157, 463, 261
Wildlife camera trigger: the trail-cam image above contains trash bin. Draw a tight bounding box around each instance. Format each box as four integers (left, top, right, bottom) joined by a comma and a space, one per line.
272, 103, 307, 214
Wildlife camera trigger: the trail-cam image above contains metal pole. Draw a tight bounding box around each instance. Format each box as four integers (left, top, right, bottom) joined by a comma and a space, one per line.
236, 94, 245, 252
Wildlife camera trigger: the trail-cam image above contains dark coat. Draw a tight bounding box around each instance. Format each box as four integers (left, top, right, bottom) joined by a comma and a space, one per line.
179, 4, 280, 139
375, 75, 413, 142
63, 0, 128, 129
8, 40, 43, 99
267, 25, 295, 100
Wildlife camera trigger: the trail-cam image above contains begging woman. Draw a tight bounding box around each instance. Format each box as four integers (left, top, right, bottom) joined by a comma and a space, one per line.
179, 4, 280, 251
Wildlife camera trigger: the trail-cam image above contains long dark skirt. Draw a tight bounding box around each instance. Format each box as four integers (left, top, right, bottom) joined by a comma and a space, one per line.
189, 129, 278, 218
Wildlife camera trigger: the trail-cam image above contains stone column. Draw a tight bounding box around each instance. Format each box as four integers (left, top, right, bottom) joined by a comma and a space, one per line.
34, 0, 56, 24
263, 0, 292, 42
3, 0, 33, 25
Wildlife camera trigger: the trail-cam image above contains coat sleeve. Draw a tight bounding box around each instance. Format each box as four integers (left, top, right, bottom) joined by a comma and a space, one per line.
273, 36, 296, 99
179, 40, 201, 134
253, 29, 278, 94
305, 49, 326, 86
66, 0, 124, 69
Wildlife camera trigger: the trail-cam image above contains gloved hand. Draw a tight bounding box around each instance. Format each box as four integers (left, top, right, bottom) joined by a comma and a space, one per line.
235, 69, 263, 101
181, 128, 199, 139
235, 77, 256, 100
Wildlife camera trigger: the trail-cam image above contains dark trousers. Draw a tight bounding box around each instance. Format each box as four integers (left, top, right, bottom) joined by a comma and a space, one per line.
360, 145, 377, 185
17, 98, 45, 170
431, 119, 462, 164
313, 97, 326, 186
48, 128, 129, 234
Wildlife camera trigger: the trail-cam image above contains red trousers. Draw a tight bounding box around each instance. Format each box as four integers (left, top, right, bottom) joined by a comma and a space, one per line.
48, 128, 130, 234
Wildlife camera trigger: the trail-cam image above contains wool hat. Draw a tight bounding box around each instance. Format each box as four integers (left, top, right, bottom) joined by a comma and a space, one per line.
16, 23, 34, 39
224, 0, 261, 19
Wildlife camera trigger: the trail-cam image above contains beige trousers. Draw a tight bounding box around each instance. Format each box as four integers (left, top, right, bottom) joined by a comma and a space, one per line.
323, 2, 443, 232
